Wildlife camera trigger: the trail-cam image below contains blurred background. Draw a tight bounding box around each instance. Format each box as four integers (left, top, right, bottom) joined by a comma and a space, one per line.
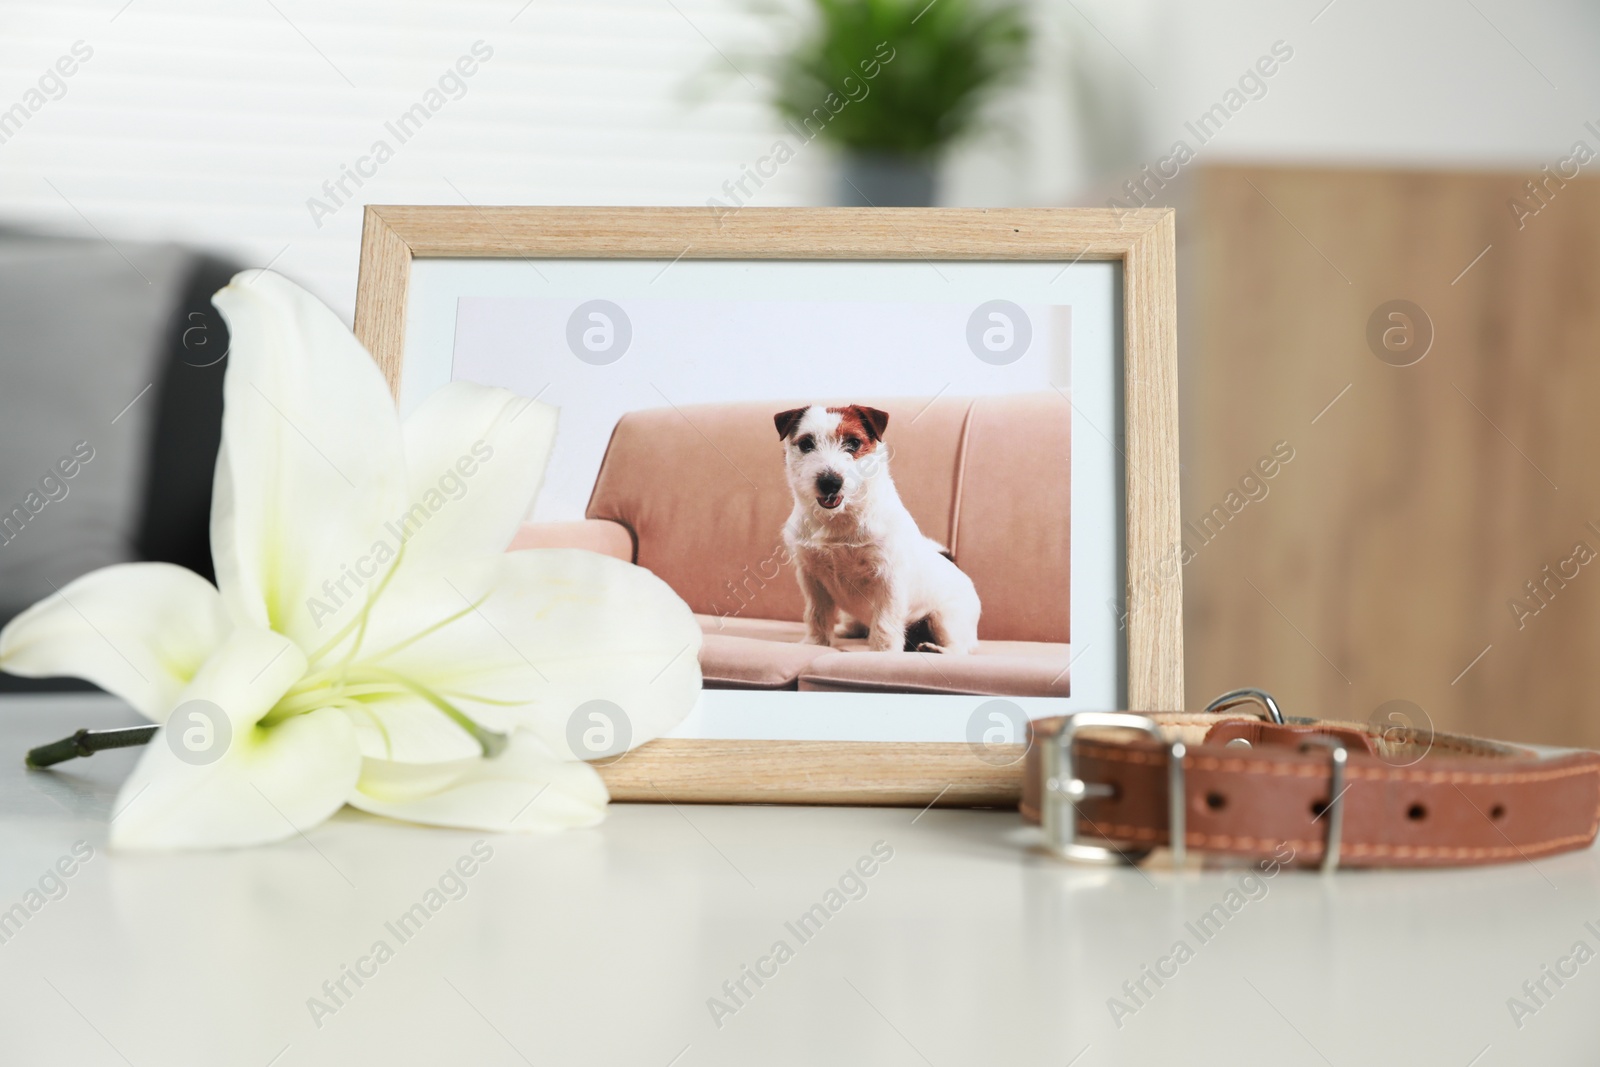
4, 0, 1600, 747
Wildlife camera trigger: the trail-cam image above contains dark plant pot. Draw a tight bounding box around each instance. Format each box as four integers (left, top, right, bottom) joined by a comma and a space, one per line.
836, 151, 937, 207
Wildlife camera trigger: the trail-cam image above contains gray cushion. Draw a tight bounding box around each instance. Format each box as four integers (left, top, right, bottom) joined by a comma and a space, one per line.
0, 234, 191, 619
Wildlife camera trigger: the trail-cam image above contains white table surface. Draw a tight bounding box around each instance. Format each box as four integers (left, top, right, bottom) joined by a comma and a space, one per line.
1, 695, 1596, 1067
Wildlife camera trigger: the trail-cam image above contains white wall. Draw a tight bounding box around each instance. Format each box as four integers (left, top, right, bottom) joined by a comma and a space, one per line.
1072, 0, 1600, 192
0, 0, 837, 320
0, 0, 1086, 322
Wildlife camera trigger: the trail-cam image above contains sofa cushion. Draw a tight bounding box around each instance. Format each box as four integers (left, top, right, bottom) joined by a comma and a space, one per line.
700, 633, 836, 690
953, 393, 1070, 643
696, 613, 807, 643
697, 614, 830, 690
694, 612, 1069, 696
0, 234, 197, 623
797, 645, 1071, 697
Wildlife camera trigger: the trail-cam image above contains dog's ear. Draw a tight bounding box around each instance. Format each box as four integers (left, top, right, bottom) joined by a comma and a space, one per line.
853, 405, 890, 442
773, 407, 808, 440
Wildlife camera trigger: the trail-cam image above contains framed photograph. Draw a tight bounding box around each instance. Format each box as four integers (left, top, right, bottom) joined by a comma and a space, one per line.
354, 207, 1181, 807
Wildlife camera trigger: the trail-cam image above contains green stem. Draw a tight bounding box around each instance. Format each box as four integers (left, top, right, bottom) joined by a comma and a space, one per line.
26, 725, 158, 769
355, 667, 509, 758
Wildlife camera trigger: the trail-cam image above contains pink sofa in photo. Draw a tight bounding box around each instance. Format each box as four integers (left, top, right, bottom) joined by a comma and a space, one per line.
512, 393, 1071, 697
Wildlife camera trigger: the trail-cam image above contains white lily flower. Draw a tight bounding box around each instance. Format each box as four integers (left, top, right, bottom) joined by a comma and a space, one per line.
0, 270, 701, 850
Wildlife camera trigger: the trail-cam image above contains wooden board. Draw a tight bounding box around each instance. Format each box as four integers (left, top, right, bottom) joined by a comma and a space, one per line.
1178, 163, 1600, 749
593, 739, 1024, 806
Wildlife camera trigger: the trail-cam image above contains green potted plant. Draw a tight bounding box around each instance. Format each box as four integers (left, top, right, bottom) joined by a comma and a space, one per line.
767, 0, 1031, 206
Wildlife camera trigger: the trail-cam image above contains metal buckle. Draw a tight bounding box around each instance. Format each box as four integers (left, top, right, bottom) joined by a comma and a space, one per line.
1043, 712, 1188, 867
1298, 735, 1348, 873
1204, 687, 1286, 725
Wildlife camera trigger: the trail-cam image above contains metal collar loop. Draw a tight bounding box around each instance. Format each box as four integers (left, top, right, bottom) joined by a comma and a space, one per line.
1204, 687, 1286, 724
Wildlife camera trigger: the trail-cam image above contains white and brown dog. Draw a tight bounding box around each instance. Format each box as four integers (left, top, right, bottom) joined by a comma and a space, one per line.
775, 403, 981, 654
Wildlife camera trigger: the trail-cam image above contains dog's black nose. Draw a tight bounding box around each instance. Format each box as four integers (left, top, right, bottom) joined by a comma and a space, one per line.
816, 472, 844, 495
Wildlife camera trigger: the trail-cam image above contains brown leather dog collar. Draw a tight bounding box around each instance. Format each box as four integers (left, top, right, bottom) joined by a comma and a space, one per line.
1021, 692, 1600, 870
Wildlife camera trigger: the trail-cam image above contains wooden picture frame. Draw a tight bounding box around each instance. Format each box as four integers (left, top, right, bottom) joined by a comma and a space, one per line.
354, 206, 1181, 808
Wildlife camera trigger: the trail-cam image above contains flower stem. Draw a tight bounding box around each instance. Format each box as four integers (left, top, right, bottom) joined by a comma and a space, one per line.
26, 725, 158, 769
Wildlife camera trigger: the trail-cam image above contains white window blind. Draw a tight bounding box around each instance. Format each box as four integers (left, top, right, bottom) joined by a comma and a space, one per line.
0, 0, 836, 320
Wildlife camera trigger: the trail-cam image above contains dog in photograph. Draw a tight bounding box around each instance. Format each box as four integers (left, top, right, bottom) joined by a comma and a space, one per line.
774, 403, 981, 655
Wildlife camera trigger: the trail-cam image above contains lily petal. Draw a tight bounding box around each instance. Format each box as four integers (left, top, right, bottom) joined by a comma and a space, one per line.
111, 628, 362, 851
348, 549, 702, 761
399, 383, 559, 566
0, 563, 229, 721
349, 730, 608, 831
209, 270, 407, 647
